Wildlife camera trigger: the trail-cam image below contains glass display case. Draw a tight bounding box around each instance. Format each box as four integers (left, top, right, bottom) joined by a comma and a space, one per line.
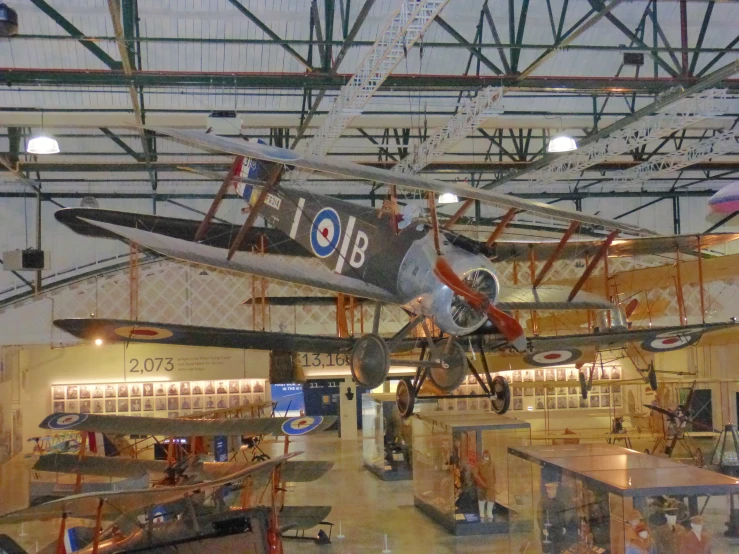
508, 443, 739, 554
362, 393, 414, 480
412, 412, 531, 535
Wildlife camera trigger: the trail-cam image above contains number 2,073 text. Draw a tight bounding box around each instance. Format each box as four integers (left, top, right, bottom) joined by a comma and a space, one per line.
129, 357, 174, 374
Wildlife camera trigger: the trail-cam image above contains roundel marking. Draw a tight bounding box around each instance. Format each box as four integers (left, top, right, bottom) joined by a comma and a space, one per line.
641, 332, 700, 352
281, 416, 324, 436
310, 208, 342, 258
114, 326, 174, 341
524, 349, 582, 367
47, 413, 89, 430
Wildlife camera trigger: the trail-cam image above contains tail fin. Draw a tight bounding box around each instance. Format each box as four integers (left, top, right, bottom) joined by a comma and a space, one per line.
233, 139, 279, 200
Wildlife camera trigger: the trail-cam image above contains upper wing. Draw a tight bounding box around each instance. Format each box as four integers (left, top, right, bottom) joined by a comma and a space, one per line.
151, 127, 655, 237
198, 460, 333, 483
76, 216, 400, 304
0, 455, 294, 523
39, 413, 336, 438
497, 285, 616, 311
485, 233, 739, 262
54, 318, 355, 354
55, 208, 312, 257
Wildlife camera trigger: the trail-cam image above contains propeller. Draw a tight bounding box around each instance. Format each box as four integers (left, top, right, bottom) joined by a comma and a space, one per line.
433, 257, 526, 351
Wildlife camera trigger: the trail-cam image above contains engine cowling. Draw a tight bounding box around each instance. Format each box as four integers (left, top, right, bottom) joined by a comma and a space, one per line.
397, 235, 500, 336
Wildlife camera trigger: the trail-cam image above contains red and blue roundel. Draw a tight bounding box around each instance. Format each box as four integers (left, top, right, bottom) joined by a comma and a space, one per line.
310, 208, 341, 258
46, 413, 88, 430
641, 332, 700, 352
524, 349, 582, 367
281, 416, 324, 435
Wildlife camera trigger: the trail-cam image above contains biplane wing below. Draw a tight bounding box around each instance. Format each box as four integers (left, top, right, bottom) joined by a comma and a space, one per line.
0, 454, 296, 524
39, 413, 335, 438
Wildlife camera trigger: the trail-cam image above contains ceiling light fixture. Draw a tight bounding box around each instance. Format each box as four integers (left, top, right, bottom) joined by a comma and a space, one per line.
438, 192, 459, 204
27, 112, 60, 155
94, 338, 103, 346
547, 134, 577, 153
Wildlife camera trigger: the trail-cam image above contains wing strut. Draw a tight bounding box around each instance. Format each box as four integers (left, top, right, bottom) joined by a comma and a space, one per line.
568, 230, 619, 302
227, 166, 283, 260
533, 221, 580, 288
443, 198, 474, 229
485, 208, 517, 247
195, 155, 244, 242
427, 192, 441, 255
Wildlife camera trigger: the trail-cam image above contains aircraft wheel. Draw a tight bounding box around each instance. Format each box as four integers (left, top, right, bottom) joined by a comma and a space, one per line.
490, 376, 510, 415
428, 339, 467, 393
396, 379, 415, 419
350, 334, 390, 389
579, 372, 589, 399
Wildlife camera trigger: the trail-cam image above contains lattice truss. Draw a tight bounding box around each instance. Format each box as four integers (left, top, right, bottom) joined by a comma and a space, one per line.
13, 249, 729, 346
518, 89, 729, 188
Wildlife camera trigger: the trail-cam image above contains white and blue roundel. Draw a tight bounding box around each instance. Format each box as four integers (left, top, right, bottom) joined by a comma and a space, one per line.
281, 416, 324, 435
310, 208, 342, 258
46, 413, 88, 430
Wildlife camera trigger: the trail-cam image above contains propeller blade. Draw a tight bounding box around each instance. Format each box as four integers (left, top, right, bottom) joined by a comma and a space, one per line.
433, 257, 526, 351
623, 298, 639, 319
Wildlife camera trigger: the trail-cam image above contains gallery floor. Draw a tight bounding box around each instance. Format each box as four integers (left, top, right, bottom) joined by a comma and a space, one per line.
0, 434, 509, 554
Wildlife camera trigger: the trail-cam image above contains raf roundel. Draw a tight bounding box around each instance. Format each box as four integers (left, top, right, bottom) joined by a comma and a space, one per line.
281, 416, 324, 436
114, 325, 174, 341
46, 413, 89, 430
310, 208, 342, 258
524, 349, 582, 367
641, 332, 700, 353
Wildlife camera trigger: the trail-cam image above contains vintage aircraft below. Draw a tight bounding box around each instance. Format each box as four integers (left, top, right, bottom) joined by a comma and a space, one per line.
708, 181, 739, 213
54, 128, 739, 416
0, 454, 328, 554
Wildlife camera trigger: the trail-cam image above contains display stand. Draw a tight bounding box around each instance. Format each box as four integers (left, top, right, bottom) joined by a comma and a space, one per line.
411, 412, 531, 536
508, 443, 739, 553
362, 393, 414, 481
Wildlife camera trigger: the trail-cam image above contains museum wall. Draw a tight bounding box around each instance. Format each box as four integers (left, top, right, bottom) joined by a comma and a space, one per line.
14, 342, 270, 453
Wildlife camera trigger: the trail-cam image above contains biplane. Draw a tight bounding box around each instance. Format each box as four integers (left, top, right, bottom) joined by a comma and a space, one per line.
0, 454, 331, 554
53, 127, 739, 418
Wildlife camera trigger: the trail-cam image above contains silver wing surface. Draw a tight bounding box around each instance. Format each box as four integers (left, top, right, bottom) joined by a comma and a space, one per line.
151, 127, 656, 237
497, 285, 616, 311
80, 217, 400, 304
39, 413, 336, 437
0, 455, 295, 523
279, 506, 332, 531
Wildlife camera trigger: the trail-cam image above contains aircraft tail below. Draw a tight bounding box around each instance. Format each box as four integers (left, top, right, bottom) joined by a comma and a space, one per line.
232, 139, 279, 200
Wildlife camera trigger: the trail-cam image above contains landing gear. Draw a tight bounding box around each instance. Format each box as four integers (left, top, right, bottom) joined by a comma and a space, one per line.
396, 379, 415, 418
490, 376, 510, 415
350, 334, 390, 390
427, 339, 467, 393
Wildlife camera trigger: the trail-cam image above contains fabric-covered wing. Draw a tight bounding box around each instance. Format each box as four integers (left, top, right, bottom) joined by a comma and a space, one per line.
198, 460, 333, 483
78, 217, 399, 304
152, 127, 655, 236
0, 455, 295, 524
55, 208, 312, 257
39, 413, 336, 438
477, 321, 736, 370
33, 454, 167, 479
497, 285, 616, 311
279, 506, 332, 531
54, 318, 355, 354
488, 233, 739, 262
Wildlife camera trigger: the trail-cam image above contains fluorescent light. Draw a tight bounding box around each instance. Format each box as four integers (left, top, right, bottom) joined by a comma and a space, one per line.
547, 134, 577, 153
438, 192, 459, 204
27, 135, 60, 155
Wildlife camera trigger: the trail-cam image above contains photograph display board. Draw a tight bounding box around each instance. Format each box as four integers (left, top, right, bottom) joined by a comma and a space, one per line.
51, 378, 268, 418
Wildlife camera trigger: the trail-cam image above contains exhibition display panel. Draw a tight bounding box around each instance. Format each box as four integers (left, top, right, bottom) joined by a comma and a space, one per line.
508, 443, 739, 553
362, 393, 414, 480
412, 412, 531, 535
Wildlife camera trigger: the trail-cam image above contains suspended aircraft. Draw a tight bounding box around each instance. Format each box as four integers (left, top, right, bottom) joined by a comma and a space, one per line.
708, 181, 739, 213
53, 128, 739, 417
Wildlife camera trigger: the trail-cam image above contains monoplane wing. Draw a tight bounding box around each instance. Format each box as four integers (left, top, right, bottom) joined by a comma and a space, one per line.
477, 321, 737, 371
150, 127, 655, 236
55, 208, 311, 257
70, 217, 400, 304
39, 413, 336, 438
54, 318, 354, 353
0, 455, 296, 524
33, 454, 167, 479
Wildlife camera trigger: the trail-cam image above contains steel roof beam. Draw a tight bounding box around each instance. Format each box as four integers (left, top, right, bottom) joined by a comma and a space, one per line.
226, 0, 312, 70
434, 15, 502, 75
28, 0, 122, 70
99, 127, 143, 162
